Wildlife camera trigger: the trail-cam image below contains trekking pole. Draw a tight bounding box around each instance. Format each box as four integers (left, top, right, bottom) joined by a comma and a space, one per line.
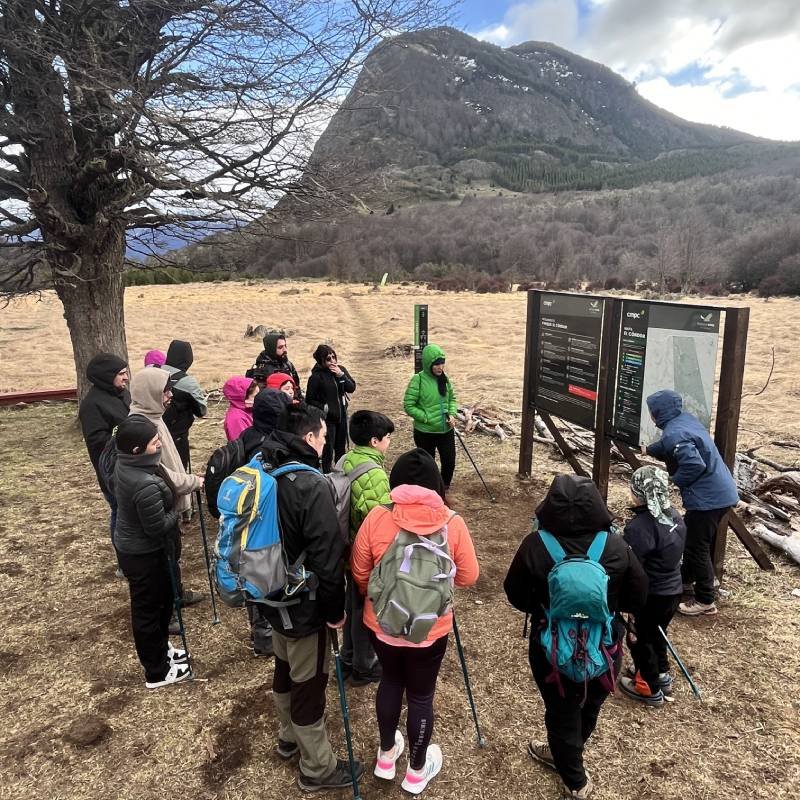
453, 428, 495, 502
166, 544, 193, 676
451, 612, 487, 747
658, 626, 702, 700
195, 489, 220, 625
330, 628, 363, 800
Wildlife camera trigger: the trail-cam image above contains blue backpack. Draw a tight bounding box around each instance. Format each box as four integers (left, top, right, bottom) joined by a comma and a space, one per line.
215, 456, 319, 629
539, 529, 616, 687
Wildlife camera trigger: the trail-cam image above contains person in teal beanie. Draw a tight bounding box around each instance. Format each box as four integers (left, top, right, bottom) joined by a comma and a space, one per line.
403, 344, 458, 489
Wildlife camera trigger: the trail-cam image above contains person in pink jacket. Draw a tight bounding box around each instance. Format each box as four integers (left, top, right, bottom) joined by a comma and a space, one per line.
222, 376, 259, 441
351, 448, 479, 795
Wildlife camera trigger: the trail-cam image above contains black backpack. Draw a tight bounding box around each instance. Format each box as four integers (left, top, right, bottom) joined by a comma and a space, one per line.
204, 431, 265, 518
98, 430, 119, 495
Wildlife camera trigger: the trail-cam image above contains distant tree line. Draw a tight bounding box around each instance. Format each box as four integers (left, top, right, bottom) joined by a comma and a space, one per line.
170, 169, 800, 297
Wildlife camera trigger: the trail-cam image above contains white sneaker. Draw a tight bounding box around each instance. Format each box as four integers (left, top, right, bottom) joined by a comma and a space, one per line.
145, 662, 192, 689
401, 744, 443, 795
678, 599, 718, 616
167, 642, 189, 665
374, 730, 405, 780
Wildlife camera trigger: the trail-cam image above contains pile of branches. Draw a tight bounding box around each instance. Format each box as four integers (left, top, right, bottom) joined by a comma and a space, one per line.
735, 444, 800, 566
454, 404, 518, 441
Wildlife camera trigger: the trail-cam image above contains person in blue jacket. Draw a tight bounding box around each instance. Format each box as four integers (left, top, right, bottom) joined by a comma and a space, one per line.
643, 390, 739, 617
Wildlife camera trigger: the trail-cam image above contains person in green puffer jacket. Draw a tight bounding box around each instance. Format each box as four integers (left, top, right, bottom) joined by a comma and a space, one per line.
403, 343, 458, 489
341, 410, 395, 686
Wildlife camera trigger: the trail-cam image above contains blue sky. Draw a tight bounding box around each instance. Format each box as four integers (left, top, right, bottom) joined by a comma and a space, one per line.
450, 0, 800, 141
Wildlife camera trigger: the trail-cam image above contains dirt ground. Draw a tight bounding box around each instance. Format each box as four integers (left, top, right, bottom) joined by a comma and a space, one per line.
0, 282, 799, 800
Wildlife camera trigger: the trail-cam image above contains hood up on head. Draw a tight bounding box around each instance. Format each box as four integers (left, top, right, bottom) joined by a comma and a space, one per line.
646, 390, 683, 429
129, 367, 171, 418
116, 414, 158, 454
535, 474, 614, 539
421, 343, 446, 373
223, 376, 254, 410
166, 340, 193, 371
253, 388, 292, 436
144, 349, 166, 367
262, 332, 285, 360
86, 353, 127, 393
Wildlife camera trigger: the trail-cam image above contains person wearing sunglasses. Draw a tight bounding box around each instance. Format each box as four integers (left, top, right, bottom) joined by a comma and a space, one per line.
306, 344, 356, 472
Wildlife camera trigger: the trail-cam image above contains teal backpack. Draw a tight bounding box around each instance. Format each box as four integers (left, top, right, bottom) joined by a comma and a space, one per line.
538, 529, 616, 689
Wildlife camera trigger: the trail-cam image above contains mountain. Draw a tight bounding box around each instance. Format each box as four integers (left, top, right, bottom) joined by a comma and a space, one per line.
299, 27, 765, 206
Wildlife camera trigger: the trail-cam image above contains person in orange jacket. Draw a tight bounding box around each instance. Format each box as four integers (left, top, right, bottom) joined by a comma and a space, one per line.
350, 448, 479, 795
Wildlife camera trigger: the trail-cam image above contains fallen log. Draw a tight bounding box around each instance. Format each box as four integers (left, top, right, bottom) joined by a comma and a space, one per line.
755, 472, 800, 501
751, 524, 800, 566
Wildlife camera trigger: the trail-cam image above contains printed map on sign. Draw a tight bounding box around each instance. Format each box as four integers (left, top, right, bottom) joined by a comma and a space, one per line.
612, 301, 720, 446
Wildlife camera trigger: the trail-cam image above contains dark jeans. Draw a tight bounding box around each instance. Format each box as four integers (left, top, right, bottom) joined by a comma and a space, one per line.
630, 593, 681, 692
529, 639, 620, 792
117, 548, 174, 683
413, 428, 456, 487
101, 487, 118, 540
682, 507, 728, 604
321, 417, 348, 473
370, 632, 448, 770
341, 575, 377, 675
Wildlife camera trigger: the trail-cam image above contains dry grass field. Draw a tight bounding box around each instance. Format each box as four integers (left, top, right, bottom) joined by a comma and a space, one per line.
0, 281, 799, 800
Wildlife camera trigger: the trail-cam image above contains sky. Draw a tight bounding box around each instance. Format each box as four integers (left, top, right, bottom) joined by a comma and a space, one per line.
456, 0, 800, 142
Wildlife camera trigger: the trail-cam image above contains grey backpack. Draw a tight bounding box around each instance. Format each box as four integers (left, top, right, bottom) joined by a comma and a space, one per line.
326, 454, 381, 544
367, 512, 457, 644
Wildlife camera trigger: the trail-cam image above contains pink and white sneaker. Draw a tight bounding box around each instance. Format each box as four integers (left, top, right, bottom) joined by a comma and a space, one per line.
374, 730, 405, 780
401, 744, 443, 795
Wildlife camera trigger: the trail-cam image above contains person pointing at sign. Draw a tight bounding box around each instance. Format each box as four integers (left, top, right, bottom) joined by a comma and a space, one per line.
642, 390, 739, 617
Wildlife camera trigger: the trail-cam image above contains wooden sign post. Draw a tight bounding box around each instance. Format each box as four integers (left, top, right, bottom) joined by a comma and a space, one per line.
414, 304, 428, 374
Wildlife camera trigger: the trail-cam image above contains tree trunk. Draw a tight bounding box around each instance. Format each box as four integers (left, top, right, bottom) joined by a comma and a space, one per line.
54, 225, 129, 400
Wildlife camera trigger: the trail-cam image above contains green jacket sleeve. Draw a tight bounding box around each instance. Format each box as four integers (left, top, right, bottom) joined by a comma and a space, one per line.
403, 373, 427, 424
447, 380, 458, 417
353, 468, 392, 535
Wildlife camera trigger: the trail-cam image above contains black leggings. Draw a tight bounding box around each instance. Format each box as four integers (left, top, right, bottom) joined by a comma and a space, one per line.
413, 428, 456, 487
370, 632, 448, 770
629, 593, 681, 692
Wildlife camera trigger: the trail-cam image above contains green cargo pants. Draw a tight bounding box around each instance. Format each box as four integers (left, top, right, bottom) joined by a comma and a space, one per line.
272, 627, 337, 779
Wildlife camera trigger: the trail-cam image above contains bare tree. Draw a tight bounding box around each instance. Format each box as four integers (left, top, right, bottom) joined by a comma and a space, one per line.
0, 0, 451, 395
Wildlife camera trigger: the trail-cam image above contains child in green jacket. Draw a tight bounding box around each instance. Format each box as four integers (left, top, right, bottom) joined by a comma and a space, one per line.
341, 410, 394, 685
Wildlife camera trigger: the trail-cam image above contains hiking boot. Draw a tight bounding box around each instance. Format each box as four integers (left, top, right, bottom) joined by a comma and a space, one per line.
275, 738, 299, 760
167, 642, 189, 665
169, 615, 180, 636
349, 663, 382, 687
297, 759, 364, 792
619, 675, 665, 706
527, 739, 556, 771
563, 775, 593, 799
374, 730, 405, 780
145, 663, 192, 689
181, 589, 206, 607
624, 666, 673, 695
679, 599, 718, 616
401, 744, 443, 795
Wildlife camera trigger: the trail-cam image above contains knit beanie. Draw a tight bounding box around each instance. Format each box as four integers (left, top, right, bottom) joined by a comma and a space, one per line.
116, 414, 158, 454
266, 371, 296, 390
144, 349, 166, 367
389, 448, 446, 500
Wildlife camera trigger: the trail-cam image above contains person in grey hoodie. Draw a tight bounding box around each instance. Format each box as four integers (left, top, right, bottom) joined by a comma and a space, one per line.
111, 415, 192, 689
162, 340, 207, 469
644, 390, 739, 617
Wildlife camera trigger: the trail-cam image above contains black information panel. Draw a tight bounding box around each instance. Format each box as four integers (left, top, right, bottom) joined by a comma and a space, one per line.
612, 301, 721, 446
533, 293, 604, 429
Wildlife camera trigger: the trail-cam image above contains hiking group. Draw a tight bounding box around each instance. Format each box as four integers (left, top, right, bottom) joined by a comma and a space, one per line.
78, 328, 739, 800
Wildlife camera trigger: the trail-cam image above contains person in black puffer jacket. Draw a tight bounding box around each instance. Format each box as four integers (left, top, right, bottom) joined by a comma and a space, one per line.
111, 415, 193, 690
504, 474, 648, 800
619, 466, 686, 706
305, 344, 356, 472
79, 353, 130, 543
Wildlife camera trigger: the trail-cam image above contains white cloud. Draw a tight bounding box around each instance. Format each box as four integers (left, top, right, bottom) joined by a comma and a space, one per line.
469, 1, 800, 141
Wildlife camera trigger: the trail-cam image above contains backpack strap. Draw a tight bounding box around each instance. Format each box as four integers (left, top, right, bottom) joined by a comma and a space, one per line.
538, 529, 566, 564
586, 531, 609, 563
269, 462, 321, 478
345, 460, 381, 483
